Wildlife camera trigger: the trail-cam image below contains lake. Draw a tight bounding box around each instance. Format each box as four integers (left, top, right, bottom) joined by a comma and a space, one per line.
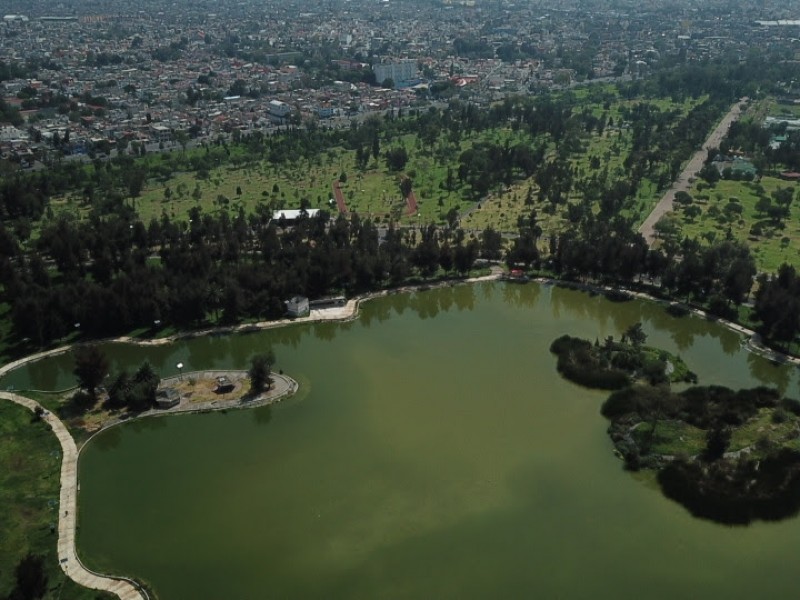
5, 282, 800, 599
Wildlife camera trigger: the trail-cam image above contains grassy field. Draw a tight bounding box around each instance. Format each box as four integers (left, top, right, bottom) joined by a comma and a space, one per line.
632, 420, 707, 457
461, 94, 703, 241
729, 407, 800, 456
670, 176, 800, 271
45, 92, 705, 247
0, 401, 113, 599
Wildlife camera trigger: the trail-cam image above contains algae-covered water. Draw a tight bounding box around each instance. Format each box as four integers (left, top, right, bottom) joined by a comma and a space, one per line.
6, 283, 800, 599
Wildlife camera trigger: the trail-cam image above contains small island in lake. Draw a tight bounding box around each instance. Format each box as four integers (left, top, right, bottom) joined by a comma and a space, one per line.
549, 322, 697, 390
551, 324, 800, 525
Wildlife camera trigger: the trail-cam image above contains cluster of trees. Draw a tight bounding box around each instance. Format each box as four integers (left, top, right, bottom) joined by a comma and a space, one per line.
2, 208, 491, 347
72, 343, 158, 412
550, 325, 695, 391
3, 553, 47, 600
544, 211, 757, 309
601, 383, 800, 524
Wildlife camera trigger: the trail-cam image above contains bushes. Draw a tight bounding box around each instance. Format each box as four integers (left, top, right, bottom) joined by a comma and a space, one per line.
602, 384, 780, 429
601, 385, 672, 419
658, 451, 800, 525
550, 335, 631, 390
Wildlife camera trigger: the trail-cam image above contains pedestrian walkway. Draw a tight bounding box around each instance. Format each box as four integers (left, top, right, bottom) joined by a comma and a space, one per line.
0, 392, 148, 600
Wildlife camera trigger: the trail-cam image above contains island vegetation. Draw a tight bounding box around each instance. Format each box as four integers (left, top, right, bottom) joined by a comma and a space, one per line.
551, 328, 800, 525
550, 322, 697, 390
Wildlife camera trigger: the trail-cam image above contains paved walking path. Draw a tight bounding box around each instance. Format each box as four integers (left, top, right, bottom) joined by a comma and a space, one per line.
638, 98, 747, 245
0, 391, 147, 600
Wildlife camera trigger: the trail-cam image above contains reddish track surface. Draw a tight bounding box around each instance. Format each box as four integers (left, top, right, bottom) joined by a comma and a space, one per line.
406, 190, 418, 215
331, 181, 348, 214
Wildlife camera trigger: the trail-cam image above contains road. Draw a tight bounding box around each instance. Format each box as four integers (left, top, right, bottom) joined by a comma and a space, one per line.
638, 98, 747, 245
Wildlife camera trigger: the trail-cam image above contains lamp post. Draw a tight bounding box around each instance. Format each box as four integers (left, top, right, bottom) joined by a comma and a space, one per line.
176, 362, 184, 381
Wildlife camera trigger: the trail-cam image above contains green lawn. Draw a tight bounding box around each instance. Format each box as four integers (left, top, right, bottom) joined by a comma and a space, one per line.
633, 420, 707, 457
0, 401, 113, 599
671, 177, 800, 271
729, 408, 800, 456
44, 94, 709, 250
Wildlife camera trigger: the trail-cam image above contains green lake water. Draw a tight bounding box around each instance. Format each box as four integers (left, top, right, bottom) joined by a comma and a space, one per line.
5, 282, 800, 599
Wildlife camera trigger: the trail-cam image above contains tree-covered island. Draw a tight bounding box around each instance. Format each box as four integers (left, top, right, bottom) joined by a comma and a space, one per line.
551, 323, 800, 525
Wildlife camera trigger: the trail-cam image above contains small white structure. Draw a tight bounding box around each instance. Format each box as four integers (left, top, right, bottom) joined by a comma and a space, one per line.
285, 296, 310, 318
272, 208, 321, 223
268, 100, 291, 123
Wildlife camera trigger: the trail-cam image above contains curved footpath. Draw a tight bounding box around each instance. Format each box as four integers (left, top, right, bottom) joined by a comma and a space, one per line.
638, 98, 747, 245
0, 391, 148, 600
2, 265, 798, 598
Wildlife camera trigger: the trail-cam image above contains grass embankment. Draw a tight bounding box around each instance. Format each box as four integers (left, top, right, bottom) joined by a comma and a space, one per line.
0, 401, 113, 599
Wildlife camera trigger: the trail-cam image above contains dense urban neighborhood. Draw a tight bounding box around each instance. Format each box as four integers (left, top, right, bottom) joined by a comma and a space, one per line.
2, 0, 800, 166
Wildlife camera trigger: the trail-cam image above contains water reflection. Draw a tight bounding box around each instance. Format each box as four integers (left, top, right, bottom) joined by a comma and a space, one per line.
501, 282, 541, 309
252, 405, 272, 426
187, 334, 230, 369
91, 425, 122, 452
747, 351, 793, 396
129, 415, 167, 434
267, 324, 306, 349
453, 285, 475, 312
3, 283, 799, 401
312, 322, 338, 341
26, 353, 65, 391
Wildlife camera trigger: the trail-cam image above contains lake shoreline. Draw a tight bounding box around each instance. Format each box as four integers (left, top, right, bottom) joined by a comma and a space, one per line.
1, 269, 797, 393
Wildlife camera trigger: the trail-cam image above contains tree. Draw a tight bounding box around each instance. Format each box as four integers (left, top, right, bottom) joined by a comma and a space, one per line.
703, 427, 731, 462
249, 350, 276, 395
9, 553, 47, 600
128, 361, 159, 411
72, 344, 109, 399
399, 176, 413, 199
480, 226, 503, 259
623, 322, 647, 347
385, 147, 409, 172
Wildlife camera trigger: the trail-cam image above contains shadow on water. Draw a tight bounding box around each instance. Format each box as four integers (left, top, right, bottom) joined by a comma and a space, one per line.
747, 351, 793, 396
252, 405, 272, 426
187, 334, 231, 370
91, 425, 122, 452
129, 415, 168, 434
25, 354, 64, 391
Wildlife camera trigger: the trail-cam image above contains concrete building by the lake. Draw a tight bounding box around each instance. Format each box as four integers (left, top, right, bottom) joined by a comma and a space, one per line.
286, 296, 310, 318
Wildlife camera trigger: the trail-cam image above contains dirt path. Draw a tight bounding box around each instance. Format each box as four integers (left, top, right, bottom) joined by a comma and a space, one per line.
0, 391, 148, 600
638, 98, 747, 245
331, 180, 348, 214
406, 190, 418, 215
